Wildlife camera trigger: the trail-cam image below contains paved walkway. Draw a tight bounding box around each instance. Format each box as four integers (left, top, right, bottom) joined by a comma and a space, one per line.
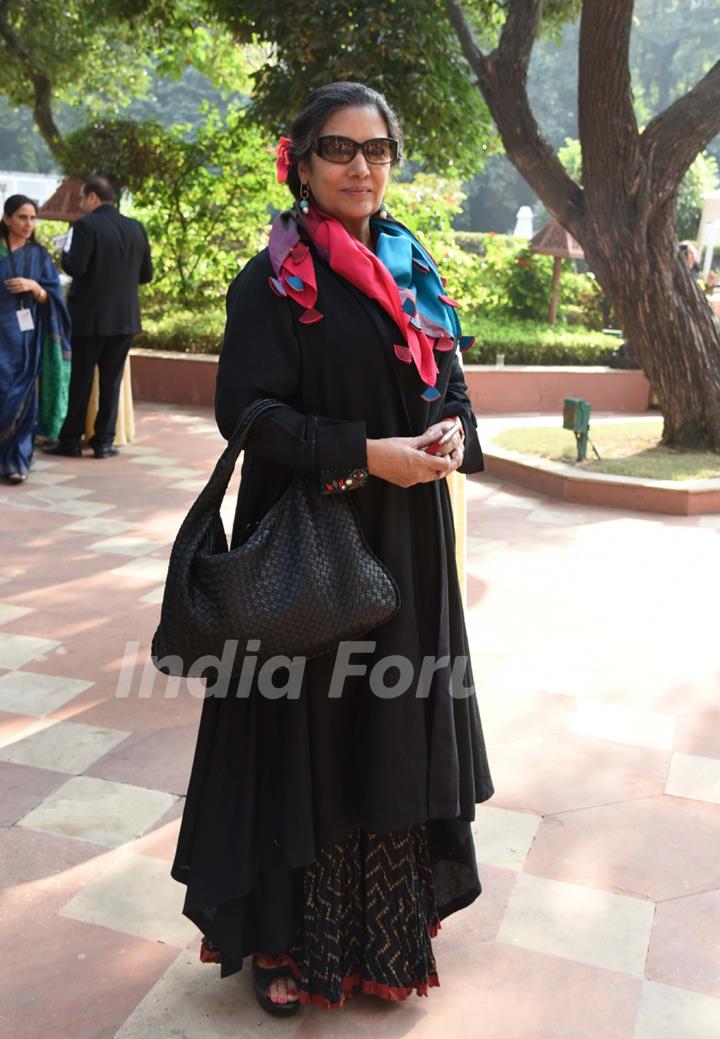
1, 403, 719, 1039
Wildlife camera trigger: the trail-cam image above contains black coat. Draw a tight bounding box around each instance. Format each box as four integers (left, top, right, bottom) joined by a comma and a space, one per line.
172, 237, 494, 974
62, 204, 152, 336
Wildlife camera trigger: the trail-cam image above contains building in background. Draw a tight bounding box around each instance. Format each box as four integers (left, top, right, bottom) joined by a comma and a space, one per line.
0, 171, 61, 208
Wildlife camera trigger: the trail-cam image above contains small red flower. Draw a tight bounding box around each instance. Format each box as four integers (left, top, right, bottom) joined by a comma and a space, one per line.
275, 136, 293, 184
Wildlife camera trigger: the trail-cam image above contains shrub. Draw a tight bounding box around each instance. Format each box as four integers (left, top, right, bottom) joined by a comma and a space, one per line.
461, 316, 615, 366
430, 232, 524, 314
398, 228, 602, 330
134, 305, 226, 355
122, 106, 286, 309
385, 174, 466, 236
453, 231, 486, 255
562, 270, 606, 330
133, 308, 615, 367
502, 246, 556, 321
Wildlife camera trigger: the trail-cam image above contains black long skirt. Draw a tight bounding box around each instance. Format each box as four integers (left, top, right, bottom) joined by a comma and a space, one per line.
171, 480, 493, 998
172, 676, 488, 988
198, 822, 460, 1008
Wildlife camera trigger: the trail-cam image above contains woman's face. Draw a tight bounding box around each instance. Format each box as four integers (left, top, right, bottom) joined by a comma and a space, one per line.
3, 203, 38, 243
297, 105, 393, 240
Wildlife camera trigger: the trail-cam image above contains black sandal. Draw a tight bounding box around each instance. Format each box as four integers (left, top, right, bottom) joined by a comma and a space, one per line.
252, 958, 301, 1017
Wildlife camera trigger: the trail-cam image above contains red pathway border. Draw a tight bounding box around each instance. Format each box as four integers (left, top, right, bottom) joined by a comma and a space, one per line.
482, 448, 720, 516
130, 351, 652, 414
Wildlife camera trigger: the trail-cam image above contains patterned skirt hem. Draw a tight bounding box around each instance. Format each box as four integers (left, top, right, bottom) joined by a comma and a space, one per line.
198, 824, 443, 1009
199, 919, 443, 1010
246, 951, 440, 1010
297, 970, 441, 1010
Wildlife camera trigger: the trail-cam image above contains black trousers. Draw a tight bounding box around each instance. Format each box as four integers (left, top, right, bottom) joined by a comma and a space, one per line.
59, 334, 134, 448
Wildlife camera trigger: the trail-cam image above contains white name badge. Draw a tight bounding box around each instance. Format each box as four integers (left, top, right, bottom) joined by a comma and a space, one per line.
17, 307, 35, 332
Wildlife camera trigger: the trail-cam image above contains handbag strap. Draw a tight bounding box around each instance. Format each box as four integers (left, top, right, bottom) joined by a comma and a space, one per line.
185, 398, 285, 517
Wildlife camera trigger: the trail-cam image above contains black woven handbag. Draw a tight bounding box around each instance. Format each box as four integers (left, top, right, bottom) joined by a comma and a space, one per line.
151, 398, 400, 674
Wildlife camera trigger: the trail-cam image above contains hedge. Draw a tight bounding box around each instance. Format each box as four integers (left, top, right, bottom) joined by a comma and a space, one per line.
462, 316, 615, 366
135, 308, 615, 367
134, 306, 225, 355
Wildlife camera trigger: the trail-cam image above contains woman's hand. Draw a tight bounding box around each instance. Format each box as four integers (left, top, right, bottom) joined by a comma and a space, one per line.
423, 417, 464, 458
4, 277, 46, 302
367, 428, 462, 488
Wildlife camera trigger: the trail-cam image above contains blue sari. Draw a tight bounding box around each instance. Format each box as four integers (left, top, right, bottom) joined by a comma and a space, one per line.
0, 241, 71, 477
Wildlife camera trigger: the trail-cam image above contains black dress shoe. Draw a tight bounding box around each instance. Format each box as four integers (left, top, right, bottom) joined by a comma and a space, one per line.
42, 442, 82, 457
93, 446, 119, 459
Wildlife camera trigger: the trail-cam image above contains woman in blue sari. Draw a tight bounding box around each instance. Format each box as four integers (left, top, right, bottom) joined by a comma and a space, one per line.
1, 194, 71, 483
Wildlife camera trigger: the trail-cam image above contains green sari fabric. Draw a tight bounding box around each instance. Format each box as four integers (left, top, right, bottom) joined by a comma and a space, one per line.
39, 331, 71, 439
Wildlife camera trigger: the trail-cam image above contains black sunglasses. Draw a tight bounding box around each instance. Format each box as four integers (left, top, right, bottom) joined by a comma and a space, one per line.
314, 135, 399, 165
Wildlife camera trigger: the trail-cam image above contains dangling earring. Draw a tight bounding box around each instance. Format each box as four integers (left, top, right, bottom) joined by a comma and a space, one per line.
299, 183, 311, 214
378, 200, 388, 219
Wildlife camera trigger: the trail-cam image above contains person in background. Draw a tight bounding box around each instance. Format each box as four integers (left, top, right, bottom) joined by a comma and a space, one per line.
45, 174, 152, 459
680, 240, 718, 290
0, 194, 71, 483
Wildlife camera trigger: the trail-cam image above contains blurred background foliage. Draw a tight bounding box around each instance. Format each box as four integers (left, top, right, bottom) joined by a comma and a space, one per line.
0, 0, 717, 358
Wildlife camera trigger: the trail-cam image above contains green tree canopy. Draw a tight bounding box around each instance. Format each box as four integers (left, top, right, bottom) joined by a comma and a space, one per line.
0, 0, 250, 159
0, 0, 158, 155
127, 106, 286, 306
208, 0, 493, 177
206, 0, 577, 177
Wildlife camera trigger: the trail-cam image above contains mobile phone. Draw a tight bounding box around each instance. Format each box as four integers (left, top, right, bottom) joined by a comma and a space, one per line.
425, 418, 462, 455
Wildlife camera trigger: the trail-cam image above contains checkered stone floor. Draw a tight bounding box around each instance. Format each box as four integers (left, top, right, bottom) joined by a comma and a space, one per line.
1, 403, 719, 1039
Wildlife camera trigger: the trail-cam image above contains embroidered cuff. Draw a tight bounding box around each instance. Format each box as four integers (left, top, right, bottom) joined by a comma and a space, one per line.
315, 419, 367, 495
321, 467, 369, 495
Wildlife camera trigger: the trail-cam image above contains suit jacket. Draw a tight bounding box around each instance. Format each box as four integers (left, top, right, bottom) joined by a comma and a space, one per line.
62, 204, 153, 336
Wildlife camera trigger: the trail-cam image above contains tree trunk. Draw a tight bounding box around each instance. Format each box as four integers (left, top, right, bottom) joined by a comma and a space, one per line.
548, 256, 562, 325
31, 73, 63, 159
576, 0, 720, 450
0, 7, 64, 160
581, 221, 720, 448
445, 0, 720, 450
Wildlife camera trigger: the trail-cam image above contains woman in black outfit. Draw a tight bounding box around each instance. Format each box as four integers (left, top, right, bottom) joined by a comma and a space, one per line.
171, 81, 494, 1015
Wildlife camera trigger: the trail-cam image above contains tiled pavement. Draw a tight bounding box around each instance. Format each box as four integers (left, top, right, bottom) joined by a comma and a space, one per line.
1, 402, 719, 1039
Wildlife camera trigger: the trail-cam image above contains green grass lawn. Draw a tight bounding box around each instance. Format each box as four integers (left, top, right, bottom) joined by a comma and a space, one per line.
493, 419, 720, 480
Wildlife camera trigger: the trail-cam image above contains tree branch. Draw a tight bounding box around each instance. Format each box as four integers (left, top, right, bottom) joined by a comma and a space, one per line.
641, 60, 720, 200
0, 3, 63, 157
444, 0, 583, 234
496, 0, 541, 73
578, 0, 640, 214
30, 72, 63, 157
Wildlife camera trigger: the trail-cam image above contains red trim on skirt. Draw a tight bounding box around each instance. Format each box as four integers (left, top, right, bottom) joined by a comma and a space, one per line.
199, 919, 443, 1010
257, 951, 440, 1010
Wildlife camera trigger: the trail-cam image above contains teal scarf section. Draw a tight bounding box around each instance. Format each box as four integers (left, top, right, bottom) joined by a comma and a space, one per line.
371, 218, 462, 342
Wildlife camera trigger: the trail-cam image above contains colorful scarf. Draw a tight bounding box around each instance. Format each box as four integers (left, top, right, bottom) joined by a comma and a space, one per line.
267, 204, 475, 400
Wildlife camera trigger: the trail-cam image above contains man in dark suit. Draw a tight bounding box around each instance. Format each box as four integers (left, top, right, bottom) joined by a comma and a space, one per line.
46, 174, 152, 458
